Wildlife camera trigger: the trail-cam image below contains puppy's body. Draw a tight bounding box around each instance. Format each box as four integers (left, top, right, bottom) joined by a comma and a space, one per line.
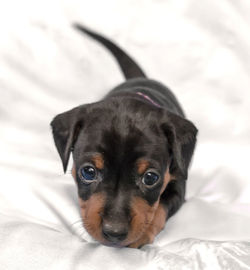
51, 25, 198, 248
107, 78, 184, 116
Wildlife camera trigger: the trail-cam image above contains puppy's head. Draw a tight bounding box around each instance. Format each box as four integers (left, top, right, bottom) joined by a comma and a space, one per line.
51, 98, 197, 247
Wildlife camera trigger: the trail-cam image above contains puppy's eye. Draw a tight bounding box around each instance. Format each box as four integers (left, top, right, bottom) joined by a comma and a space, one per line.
80, 166, 96, 182
142, 172, 159, 186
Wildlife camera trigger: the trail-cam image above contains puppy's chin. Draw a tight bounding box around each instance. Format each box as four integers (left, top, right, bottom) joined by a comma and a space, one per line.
99, 238, 139, 248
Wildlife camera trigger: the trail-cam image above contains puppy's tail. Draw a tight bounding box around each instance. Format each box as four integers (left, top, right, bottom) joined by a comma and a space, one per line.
73, 23, 146, 80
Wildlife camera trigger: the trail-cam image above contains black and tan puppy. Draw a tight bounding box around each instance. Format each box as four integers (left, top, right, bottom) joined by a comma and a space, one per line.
51, 24, 198, 248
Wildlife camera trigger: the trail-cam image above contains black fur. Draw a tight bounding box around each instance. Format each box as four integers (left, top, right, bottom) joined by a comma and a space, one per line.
51, 25, 198, 241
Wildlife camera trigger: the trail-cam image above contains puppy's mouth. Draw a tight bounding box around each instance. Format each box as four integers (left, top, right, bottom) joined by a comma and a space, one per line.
102, 230, 127, 243
100, 236, 133, 248
101, 241, 125, 248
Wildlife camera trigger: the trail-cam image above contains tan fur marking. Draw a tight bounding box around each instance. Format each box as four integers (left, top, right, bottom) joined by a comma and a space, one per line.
92, 154, 104, 170
72, 163, 76, 180
125, 197, 159, 246
160, 169, 174, 195
128, 203, 167, 248
137, 160, 150, 175
79, 193, 106, 243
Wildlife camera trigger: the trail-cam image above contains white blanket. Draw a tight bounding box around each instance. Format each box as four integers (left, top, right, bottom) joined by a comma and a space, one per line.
0, 0, 250, 269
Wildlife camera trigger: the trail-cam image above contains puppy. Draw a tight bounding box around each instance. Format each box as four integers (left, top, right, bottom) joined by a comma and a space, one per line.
51, 24, 198, 248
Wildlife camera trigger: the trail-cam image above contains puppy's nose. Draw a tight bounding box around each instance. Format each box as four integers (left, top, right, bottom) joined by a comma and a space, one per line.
102, 221, 128, 243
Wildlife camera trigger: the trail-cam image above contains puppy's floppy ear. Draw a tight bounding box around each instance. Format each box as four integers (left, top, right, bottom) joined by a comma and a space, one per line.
161, 111, 198, 180
50, 106, 85, 173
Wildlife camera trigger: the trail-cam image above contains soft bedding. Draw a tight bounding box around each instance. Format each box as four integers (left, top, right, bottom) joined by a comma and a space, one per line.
0, 0, 250, 269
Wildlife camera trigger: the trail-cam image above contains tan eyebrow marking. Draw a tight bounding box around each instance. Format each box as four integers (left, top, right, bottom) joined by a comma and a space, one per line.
136, 160, 150, 175
92, 154, 104, 170
160, 169, 175, 195
72, 163, 76, 180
